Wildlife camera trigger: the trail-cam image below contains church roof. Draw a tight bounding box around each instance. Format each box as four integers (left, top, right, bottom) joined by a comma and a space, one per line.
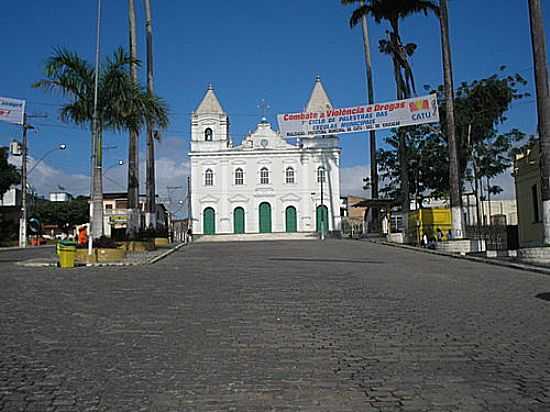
305, 75, 333, 112
195, 84, 225, 114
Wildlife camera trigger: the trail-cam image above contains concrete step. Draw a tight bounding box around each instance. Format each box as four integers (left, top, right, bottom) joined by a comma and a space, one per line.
195, 232, 319, 243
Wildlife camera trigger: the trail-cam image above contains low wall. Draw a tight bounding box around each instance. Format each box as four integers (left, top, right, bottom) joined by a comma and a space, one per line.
435, 239, 486, 255
518, 247, 550, 265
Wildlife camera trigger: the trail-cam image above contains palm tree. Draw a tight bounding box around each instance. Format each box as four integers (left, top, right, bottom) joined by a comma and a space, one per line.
144, 0, 158, 229
33, 48, 169, 237
342, 0, 438, 239
127, 0, 140, 238
439, 0, 464, 239
342, 0, 379, 231
528, 0, 550, 244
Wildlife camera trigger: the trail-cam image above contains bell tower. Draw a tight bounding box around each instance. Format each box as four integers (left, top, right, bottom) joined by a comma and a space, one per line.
191, 84, 230, 152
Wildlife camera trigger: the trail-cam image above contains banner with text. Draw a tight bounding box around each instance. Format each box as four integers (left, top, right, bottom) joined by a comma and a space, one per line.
277, 94, 439, 139
0, 96, 25, 125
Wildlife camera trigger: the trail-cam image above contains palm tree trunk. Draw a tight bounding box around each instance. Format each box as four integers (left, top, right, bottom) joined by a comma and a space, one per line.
127, 0, 140, 238
359, 1, 378, 231
439, 0, 464, 239
144, 0, 156, 229
90, 0, 103, 241
486, 176, 492, 224
528, 0, 550, 245
91, 127, 104, 239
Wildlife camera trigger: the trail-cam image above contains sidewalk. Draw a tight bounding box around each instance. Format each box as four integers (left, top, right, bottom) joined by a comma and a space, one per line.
378, 240, 550, 276
17, 242, 186, 268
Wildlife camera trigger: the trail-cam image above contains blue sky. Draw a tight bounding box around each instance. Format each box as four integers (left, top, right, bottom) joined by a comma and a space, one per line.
1, 0, 548, 204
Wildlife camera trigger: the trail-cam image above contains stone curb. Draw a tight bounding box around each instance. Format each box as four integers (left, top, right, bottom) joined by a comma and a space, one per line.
147, 242, 187, 264
379, 240, 550, 276
16, 243, 186, 268
0, 244, 55, 252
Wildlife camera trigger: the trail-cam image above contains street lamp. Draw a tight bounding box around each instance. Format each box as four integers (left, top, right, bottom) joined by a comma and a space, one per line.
28, 144, 68, 176
103, 160, 125, 175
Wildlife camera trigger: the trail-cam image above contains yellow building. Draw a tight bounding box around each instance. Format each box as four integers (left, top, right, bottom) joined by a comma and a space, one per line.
514, 145, 544, 247
408, 208, 452, 243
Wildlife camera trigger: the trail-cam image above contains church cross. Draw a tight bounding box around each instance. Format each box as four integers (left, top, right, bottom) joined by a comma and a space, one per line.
258, 98, 270, 122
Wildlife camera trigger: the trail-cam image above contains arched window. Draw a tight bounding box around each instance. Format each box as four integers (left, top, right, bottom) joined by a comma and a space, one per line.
317, 166, 326, 183
205, 128, 213, 141
205, 168, 214, 186
260, 167, 270, 185
235, 168, 244, 185
286, 167, 295, 184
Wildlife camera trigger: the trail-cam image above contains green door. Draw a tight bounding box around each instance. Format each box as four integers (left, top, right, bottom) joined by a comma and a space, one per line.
285, 206, 297, 233
259, 202, 272, 233
203, 207, 215, 235
233, 207, 245, 234
316, 205, 329, 234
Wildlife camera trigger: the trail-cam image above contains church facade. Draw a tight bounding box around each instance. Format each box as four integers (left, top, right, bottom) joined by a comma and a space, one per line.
189, 77, 341, 236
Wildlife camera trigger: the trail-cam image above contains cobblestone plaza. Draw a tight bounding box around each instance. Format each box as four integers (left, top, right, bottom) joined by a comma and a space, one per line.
1, 240, 550, 411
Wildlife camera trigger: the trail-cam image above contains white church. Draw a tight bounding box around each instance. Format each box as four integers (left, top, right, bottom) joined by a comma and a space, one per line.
189, 76, 341, 236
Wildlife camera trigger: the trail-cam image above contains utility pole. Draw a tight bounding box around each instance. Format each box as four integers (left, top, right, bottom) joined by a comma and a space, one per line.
18, 115, 31, 248
528, 0, 550, 244
144, 0, 157, 229
439, 0, 464, 239
320, 171, 325, 241
18, 113, 47, 248
359, 0, 378, 230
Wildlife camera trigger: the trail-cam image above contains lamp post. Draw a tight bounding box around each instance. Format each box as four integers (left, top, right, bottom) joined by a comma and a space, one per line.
103, 160, 124, 175
27, 144, 67, 176
18, 143, 68, 248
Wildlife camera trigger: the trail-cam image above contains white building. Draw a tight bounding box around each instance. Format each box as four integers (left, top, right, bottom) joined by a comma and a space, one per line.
48, 191, 73, 202
189, 77, 341, 236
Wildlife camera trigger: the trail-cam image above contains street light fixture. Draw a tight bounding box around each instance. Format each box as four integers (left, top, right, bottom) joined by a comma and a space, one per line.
28, 143, 68, 176
103, 160, 125, 175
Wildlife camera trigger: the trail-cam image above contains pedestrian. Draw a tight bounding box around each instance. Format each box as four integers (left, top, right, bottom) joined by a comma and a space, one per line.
78, 227, 88, 246
437, 227, 443, 242
186, 227, 193, 244
422, 233, 428, 248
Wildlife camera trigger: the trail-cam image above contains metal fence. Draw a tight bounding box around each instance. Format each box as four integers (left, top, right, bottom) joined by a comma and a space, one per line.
465, 225, 519, 251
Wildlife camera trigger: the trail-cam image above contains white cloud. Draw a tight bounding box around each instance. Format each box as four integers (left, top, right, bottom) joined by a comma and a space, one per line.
5, 151, 189, 203
488, 169, 516, 200
340, 164, 370, 198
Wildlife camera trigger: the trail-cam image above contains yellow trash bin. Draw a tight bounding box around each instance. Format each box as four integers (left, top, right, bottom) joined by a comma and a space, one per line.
58, 241, 76, 268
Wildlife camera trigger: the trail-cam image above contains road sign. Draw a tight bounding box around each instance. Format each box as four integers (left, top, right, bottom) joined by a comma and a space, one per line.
0, 96, 25, 125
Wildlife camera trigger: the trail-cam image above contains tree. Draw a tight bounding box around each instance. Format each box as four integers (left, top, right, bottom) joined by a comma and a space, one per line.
341, 0, 379, 225
127, 0, 140, 237
33, 48, 169, 237
144, 0, 159, 229
0, 147, 20, 197
377, 125, 449, 208
438, 0, 463, 238
31, 197, 89, 230
342, 0, 439, 238
380, 72, 528, 220
431, 68, 528, 225
528, 0, 550, 244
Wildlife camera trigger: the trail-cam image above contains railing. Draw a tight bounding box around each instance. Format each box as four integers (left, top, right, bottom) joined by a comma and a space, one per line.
465, 225, 519, 251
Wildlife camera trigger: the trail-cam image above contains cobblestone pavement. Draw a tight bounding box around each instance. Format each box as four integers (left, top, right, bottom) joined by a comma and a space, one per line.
0, 246, 55, 264
1, 240, 550, 411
